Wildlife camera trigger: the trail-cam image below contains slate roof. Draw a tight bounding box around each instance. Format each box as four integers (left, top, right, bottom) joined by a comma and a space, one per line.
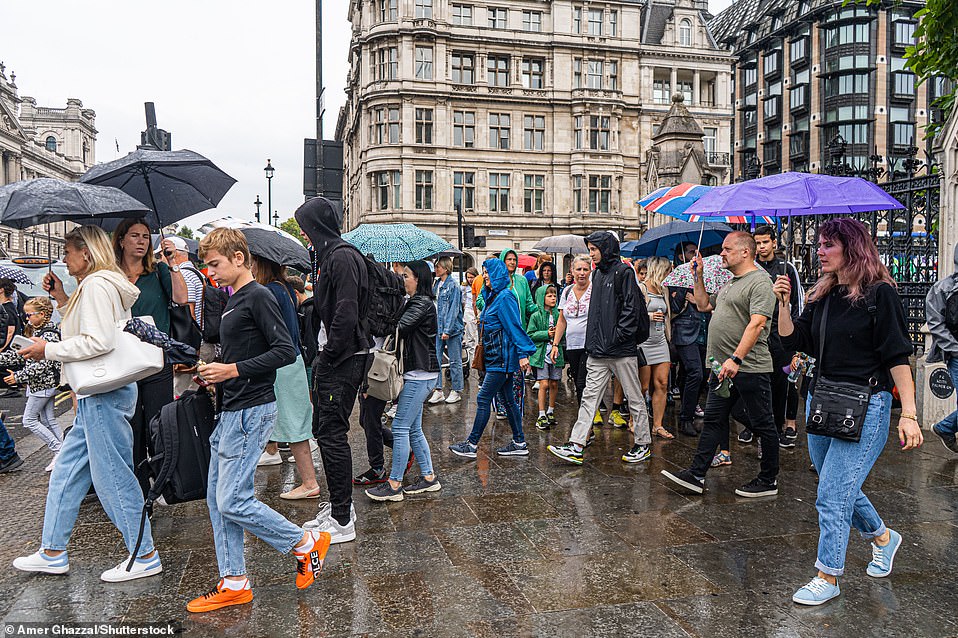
641, 1, 674, 45
652, 94, 705, 140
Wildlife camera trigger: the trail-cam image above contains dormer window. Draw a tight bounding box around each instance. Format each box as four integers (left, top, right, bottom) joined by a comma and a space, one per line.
679, 19, 692, 46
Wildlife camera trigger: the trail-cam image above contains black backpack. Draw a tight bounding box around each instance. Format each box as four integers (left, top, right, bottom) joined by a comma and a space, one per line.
945, 277, 958, 339
187, 265, 229, 344
326, 245, 406, 338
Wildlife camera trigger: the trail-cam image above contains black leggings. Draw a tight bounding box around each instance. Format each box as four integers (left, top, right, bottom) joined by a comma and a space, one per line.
564, 348, 588, 404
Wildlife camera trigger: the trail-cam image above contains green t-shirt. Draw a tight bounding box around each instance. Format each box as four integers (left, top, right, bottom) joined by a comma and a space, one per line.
706, 268, 775, 374
133, 262, 173, 335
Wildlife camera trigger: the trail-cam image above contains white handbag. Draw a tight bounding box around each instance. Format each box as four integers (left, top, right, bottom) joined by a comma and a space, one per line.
63, 318, 165, 395
366, 330, 404, 402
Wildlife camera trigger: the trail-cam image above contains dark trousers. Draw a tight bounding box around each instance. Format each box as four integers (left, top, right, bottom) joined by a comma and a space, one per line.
131, 363, 173, 496
358, 393, 393, 471
675, 342, 706, 422
0, 417, 15, 461
313, 353, 370, 522
565, 348, 588, 404
690, 371, 779, 484
786, 382, 799, 421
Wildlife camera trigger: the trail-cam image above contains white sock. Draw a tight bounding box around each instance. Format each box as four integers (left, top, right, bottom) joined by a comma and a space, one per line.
547, 407, 554, 415
222, 577, 249, 591
538, 410, 546, 418
294, 532, 315, 554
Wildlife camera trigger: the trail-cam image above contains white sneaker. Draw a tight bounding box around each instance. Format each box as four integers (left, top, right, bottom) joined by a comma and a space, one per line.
13, 550, 69, 574
257, 451, 282, 467
101, 552, 163, 582
385, 404, 398, 419
444, 390, 462, 404
532, 382, 540, 391
44, 453, 60, 473
302, 501, 356, 543
427, 389, 445, 404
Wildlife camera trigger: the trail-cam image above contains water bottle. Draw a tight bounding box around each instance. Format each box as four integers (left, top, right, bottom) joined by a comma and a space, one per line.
708, 356, 732, 398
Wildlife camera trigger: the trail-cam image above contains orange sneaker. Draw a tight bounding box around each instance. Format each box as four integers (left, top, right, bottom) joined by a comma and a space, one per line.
294, 530, 331, 589
187, 580, 254, 613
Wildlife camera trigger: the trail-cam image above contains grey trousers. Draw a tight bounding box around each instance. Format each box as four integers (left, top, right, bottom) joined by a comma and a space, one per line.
569, 356, 651, 447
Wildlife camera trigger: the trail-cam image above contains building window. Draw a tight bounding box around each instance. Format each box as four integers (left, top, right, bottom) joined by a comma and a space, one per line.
489, 113, 511, 149
378, 0, 398, 22
586, 60, 603, 89
573, 58, 582, 88
487, 54, 509, 86
415, 170, 433, 209
522, 11, 541, 32
790, 132, 808, 157
609, 10, 618, 36
488, 7, 507, 29
453, 110, 475, 147
824, 23, 869, 48
415, 46, 433, 80
587, 8, 603, 35
763, 96, 779, 120
743, 67, 758, 87
678, 79, 693, 103
789, 86, 808, 110
373, 170, 402, 210
573, 175, 583, 211
704, 127, 717, 154
452, 4, 472, 25
588, 175, 611, 213
574, 115, 584, 149
790, 37, 807, 63
522, 58, 544, 88
824, 73, 869, 96
489, 173, 510, 212
764, 51, 780, 76
45, 136, 57, 152
415, 0, 432, 18
893, 72, 916, 97
376, 46, 398, 80
679, 19, 692, 46
524, 115, 545, 150
573, 7, 581, 33
453, 171, 475, 211
524, 175, 545, 213
415, 108, 433, 144
452, 52, 475, 84
894, 21, 916, 47
653, 78, 671, 104
370, 106, 401, 144
892, 122, 915, 147
589, 115, 610, 150
608, 61, 618, 90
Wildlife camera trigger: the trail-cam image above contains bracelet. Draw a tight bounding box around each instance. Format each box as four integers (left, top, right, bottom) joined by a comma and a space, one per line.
899, 413, 918, 422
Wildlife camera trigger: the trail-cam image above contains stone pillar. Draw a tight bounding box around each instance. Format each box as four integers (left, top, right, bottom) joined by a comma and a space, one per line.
670, 68, 678, 95
692, 70, 701, 106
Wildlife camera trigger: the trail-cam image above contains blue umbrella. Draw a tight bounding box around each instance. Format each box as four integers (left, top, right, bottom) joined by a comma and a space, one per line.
343, 223, 454, 263
621, 220, 732, 258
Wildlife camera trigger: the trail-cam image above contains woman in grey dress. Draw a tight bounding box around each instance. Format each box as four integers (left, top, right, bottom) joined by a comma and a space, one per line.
639, 257, 674, 439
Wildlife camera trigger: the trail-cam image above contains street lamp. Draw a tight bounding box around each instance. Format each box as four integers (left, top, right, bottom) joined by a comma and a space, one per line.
254, 195, 262, 223
273, 210, 280, 227
264, 159, 275, 226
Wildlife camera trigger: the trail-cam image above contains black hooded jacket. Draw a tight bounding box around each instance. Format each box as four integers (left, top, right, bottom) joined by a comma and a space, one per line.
583, 231, 648, 358
294, 197, 372, 367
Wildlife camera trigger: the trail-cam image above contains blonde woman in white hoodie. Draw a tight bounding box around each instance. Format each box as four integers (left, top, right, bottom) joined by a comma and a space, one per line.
13, 226, 163, 583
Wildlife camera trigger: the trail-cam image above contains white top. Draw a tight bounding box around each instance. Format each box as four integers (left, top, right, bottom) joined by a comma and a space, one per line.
404, 370, 439, 381
558, 283, 591, 350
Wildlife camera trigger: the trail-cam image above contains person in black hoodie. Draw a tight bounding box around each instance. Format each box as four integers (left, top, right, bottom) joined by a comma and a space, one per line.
296, 197, 373, 545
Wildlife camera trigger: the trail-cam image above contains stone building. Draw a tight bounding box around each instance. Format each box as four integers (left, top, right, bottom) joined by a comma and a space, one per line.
0, 63, 97, 258
337, 0, 733, 263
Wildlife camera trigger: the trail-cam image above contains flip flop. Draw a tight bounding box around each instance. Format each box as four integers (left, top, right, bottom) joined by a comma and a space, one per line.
653, 427, 674, 440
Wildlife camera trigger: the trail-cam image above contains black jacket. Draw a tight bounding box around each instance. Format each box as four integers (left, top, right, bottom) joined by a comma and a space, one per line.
295, 197, 372, 368
397, 295, 439, 374
583, 231, 648, 358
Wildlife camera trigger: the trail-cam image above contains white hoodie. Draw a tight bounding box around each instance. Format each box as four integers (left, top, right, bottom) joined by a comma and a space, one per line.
45, 270, 140, 363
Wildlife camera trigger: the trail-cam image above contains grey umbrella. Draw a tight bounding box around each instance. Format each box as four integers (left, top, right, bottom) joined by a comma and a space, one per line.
0, 178, 151, 228
240, 227, 311, 273
79, 148, 236, 230
532, 234, 588, 255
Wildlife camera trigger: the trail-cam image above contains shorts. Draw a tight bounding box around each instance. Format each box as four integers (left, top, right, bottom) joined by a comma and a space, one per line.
535, 363, 563, 381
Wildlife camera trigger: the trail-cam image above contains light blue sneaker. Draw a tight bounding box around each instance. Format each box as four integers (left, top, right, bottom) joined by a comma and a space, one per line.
792, 577, 841, 606
866, 529, 902, 578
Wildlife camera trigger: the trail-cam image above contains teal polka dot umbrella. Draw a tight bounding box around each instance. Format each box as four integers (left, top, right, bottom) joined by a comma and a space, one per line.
342, 223, 454, 263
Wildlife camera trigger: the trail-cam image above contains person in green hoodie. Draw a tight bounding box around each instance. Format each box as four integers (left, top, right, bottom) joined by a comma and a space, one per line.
527, 285, 564, 430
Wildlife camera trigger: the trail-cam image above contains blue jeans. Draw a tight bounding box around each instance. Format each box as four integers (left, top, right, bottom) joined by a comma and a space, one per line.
807, 391, 890, 576
434, 333, 464, 392
389, 378, 435, 481
208, 402, 304, 578
0, 416, 15, 461
41, 383, 154, 556
933, 356, 958, 435
468, 371, 524, 445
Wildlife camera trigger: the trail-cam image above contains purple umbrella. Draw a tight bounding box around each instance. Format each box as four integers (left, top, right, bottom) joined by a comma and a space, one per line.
683, 173, 904, 218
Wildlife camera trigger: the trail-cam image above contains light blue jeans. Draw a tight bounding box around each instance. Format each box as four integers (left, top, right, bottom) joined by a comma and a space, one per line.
434, 332, 464, 393
390, 378, 435, 481
24, 394, 62, 453
41, 383, 154, 556
933, 356, 958, 435
807, 391, 890, 576
208, 402, 305, 578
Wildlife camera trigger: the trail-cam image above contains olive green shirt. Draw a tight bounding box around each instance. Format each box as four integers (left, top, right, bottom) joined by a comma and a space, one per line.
706, 268, 775, 374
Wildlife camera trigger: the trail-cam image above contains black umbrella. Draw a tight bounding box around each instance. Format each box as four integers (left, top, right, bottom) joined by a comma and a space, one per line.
79, 149, 236, 230
240, 227, 310, 273
0, 178, 151, 228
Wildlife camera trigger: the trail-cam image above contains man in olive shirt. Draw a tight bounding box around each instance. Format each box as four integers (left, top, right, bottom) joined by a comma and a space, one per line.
662, 232, 780, 498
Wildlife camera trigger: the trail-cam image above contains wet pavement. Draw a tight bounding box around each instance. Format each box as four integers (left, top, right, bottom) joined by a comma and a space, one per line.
1, 377, 957, 637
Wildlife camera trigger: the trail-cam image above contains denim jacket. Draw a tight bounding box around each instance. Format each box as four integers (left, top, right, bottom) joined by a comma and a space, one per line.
433, 275, 464, 337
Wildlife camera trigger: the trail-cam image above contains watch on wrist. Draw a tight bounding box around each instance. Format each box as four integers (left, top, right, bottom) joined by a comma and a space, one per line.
730, 354, 743, 365
170, 265, 180, 273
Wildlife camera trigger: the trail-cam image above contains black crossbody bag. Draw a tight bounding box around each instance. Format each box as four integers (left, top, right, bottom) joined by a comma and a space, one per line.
806, 294, 876, 443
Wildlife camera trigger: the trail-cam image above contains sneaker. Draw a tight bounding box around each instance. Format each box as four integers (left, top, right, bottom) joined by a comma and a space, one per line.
866, 529, 902, 578
547, 412, 557, 426
101, 552, 163, 582
932, 424, 958, 454
0, 453, 23, 473
365, 481, 404, 502
449, 440, 478, 458
353, 467, 388, 486
592, 410, 604, 426
13, 550, 69, 574
385, 404, 398, 419
497, 440, 529, 456
660, 469, 705, 494
547, 443, 583, 465
779, 434, 796, 449
403, 475, 442, 495
187, 580, 254, 613
535, 415, 550, 430
257, 451, 282, 467
610, 410, 628, 428
444, 390, 462, 404
532, 381, 540, 391
294, 530, 331, 589
711, 451, 732, 467
784, 426, 798, 440
302, 502, 357, 544
737, 430, 753, 444
734, 477, 779, 498
428, 389, 445, 404
694, 404, 705, 418
585, 433, 596, 447
495, 410, 507, 420
792, 577, 840, 606
622, 444, 651, 463
678, 420, 698, 437
44, 453, 60, 473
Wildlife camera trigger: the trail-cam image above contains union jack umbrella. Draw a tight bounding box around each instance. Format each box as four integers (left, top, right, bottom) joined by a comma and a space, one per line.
638, 183, 774, 224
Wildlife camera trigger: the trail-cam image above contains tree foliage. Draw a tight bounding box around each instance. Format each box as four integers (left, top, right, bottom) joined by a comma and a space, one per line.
176, 226, 195, 239
279, 218, 308, 247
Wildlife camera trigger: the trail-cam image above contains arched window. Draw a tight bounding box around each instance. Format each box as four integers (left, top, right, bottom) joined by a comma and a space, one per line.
679, 19, 693, 46
45, 136, 57, 152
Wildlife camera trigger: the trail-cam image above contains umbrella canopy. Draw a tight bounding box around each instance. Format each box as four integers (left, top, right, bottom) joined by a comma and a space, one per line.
0, 178, 151, 229
517, 254, 538, 269
532, 234, 588, 255
240, 227, 311, 273
199, 217, 304, 245
684, 172, 904, 218
0, 264, 34, 286
638, 183, 712, 217
342, 223, 453, 263
621, 221, 732, 258
80, 149, 236, 229
663, 254, 732, 294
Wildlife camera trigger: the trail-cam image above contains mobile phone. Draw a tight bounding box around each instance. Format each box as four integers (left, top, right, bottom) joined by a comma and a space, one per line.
10, 335, 34, 351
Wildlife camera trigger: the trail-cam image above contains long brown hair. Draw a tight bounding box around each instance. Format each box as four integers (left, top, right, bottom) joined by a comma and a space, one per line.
252, 255, 287, 286
112, 218, 156, 274
808, 218, 895, 303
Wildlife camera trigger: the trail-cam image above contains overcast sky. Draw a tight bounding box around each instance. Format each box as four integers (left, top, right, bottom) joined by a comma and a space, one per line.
1, 0, 732, 232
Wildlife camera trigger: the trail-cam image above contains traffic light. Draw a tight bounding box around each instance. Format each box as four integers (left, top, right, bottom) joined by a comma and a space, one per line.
463, 225, 475, 247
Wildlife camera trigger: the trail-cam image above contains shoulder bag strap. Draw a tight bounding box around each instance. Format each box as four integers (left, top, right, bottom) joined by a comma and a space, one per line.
816, 295, 830, 373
